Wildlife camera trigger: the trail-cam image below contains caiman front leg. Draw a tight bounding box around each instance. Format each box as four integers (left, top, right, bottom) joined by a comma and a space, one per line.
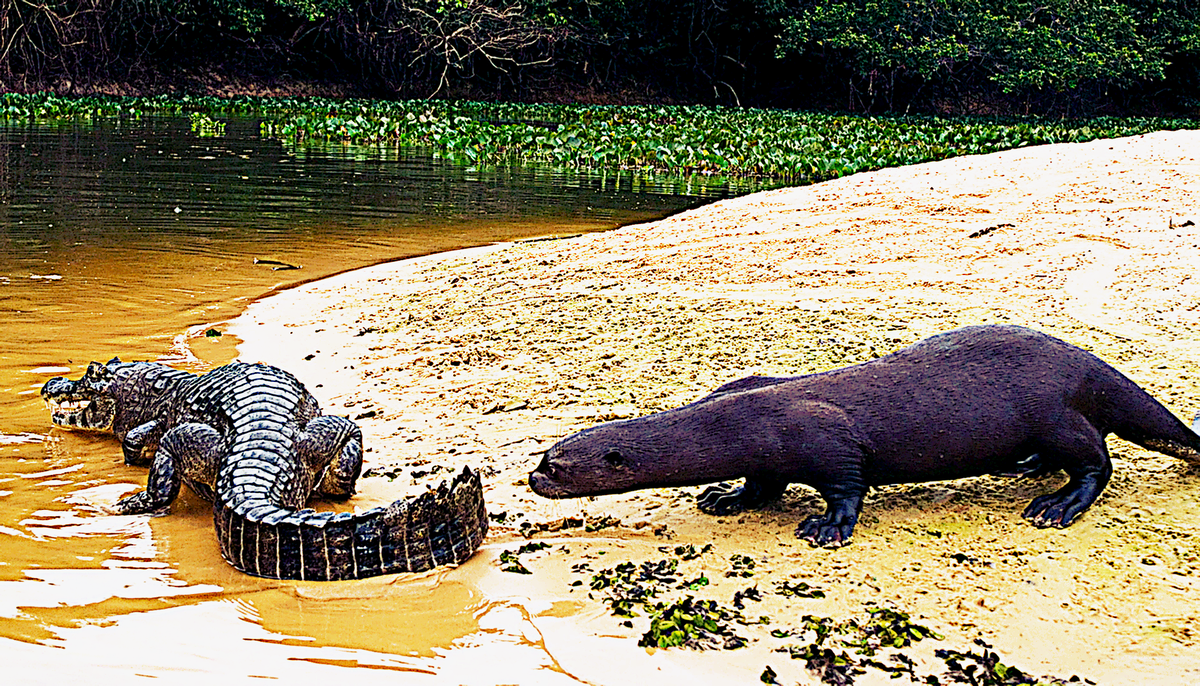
115, 423, 222, 514
298, 415, 363, 500
121, 420, 160, 466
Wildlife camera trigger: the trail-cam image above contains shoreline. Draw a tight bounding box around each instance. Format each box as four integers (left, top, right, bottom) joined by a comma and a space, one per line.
228, 131, 1200, 684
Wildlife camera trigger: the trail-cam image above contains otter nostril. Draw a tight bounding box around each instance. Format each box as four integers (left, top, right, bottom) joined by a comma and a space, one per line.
603, 450, 624, 467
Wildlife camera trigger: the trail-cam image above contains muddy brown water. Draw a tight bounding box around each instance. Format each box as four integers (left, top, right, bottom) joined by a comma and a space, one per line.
0, 117, 765, 683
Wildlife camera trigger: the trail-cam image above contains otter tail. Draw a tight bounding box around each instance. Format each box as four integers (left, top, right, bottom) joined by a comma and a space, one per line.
1100, 367, 1200, 467
1124, 407, 1200, 467
1186, 412, 1200, 467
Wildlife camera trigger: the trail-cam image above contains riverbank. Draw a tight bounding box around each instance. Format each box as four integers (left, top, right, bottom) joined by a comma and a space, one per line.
229, 131, 1200, 685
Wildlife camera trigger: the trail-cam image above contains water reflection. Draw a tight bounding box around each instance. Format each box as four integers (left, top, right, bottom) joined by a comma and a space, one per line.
10, 596, 582, 685
0, 115, 762, 681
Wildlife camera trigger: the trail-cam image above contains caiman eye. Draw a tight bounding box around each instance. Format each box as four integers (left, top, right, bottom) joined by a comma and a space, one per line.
86, 361, 112, 381
603, 450, 624, 467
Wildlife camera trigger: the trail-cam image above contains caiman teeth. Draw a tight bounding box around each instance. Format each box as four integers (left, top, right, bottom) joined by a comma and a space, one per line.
46, 398, 99, 429
48, 400, 88, 411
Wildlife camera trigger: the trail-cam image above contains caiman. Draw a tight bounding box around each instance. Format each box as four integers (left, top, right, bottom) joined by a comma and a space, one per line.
41, 358, 488, 580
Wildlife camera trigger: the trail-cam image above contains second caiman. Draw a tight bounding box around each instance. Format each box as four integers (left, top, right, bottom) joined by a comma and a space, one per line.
41, 358, 487, 580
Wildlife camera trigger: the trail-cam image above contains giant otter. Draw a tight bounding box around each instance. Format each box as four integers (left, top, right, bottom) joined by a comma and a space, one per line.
528, 325, 1200, 546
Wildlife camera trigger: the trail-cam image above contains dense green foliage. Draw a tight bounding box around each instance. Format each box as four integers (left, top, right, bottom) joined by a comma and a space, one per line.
0, 0, 1197, 114
776, 0, 1200, 113
3, 93, 1195, 185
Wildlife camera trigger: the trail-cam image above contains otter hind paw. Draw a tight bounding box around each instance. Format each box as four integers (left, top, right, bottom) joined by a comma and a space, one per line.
992, 452, 1059, 479
697, 478, 786, 515
696, 482, 747, 515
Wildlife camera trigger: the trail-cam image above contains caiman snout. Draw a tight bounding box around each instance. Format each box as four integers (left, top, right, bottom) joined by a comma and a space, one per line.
40, 370, 117, 431
40, 376, 74, 398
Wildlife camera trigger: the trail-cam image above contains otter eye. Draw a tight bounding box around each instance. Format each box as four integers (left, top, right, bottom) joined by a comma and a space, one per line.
603, 450, 624, 467
534, 455, 557, 477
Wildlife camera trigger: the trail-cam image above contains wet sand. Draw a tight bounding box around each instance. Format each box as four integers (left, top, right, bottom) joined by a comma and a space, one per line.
229, 131, 1200, 685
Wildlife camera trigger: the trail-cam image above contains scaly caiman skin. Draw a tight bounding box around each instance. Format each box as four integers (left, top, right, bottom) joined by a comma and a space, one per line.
41, 358, 487, 580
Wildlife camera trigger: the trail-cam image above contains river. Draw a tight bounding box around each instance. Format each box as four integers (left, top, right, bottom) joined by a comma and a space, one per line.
0, 115, 760, 683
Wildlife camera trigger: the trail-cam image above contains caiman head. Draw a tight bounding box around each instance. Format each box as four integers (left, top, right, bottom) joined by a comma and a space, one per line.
41, 358, 124, 431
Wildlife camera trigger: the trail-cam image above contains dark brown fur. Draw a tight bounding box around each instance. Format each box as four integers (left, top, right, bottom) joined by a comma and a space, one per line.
529, 325, 1200, 546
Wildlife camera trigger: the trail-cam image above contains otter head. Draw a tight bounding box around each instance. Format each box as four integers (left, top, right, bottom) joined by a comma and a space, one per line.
41, 358, 123, 432
529, 416, 693, 499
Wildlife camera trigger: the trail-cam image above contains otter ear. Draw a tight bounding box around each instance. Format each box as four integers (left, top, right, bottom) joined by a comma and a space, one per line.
603, 449, 625, 468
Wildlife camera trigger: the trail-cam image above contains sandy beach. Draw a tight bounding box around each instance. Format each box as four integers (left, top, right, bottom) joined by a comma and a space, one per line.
228, 131, 1200, 685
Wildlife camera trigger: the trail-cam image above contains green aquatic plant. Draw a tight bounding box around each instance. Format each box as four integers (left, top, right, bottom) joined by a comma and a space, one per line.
638, 596, 748, 650
588, 558, 683, 615
774, 610, 1084, 685
498, 541, 550, 574
774, 579, 826, 598
660, 543, 713, 560
840, 607, 944, 656
728, 553, 756, 577
779, 642, 864, 685
584, 514, 620, 531
498, 550, 532, 574
1, 93, 1196, 186
189, 112, 226, 137
935, 642, 1038, 685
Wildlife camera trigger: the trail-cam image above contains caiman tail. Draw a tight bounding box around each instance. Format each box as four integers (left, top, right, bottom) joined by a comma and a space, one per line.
214, 466, 488, 580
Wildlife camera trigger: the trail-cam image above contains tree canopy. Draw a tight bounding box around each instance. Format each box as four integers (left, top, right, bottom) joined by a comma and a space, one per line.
0, 0, 1196, 114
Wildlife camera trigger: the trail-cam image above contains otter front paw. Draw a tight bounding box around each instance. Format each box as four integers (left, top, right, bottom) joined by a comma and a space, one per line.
795, 497, 860, 548
795, 515, 854, 548
697, 482, 746, 515
1022, 491, 1089, 528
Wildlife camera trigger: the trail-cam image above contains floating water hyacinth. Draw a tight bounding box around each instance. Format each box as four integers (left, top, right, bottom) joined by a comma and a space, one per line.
2, 92, 1196, 183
